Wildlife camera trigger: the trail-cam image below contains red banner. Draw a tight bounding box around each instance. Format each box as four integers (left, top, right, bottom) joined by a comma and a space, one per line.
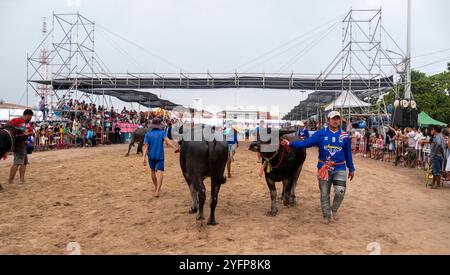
113, 123, 140, 133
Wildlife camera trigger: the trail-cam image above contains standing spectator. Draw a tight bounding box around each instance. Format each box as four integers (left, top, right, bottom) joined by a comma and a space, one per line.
166, 121, 173, 140
389, 126, 403, 165
428, 125, 445, 189
353, 131, 361, 152
26, 131, 34, 155
369, 133, 377, 159
39, 96, 49, 121
72, 118, 80, 134
47, 126, 54, 147
59, 124, 65, 146
255, 120, 265, 163
225, 124, 239, 178
406, 127, 417, 167
296, 121, 310, 140
53, 124, 61, 147
386, 125, 396, 158
74, 127, 82, 146
375, 133, 384, 160
414, 128, 424, 168
444, 128, 450, 172
85, 128, 94, 147
113, 124, 122, 144
422, 128, 431, 169
38, 126, 46, 149
244, 123, 250, 141
363, 126, 371, 158
96, 125, 103, 145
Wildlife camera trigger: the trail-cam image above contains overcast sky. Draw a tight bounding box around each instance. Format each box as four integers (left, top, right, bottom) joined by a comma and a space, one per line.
1, 0, 449, 114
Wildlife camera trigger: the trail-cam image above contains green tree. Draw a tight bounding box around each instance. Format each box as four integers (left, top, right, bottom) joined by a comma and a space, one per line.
385, 70, 450, 124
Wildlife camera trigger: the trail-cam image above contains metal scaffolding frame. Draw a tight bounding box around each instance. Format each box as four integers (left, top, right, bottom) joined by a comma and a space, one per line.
285, 8, 406, 122
27, 12, 107, 119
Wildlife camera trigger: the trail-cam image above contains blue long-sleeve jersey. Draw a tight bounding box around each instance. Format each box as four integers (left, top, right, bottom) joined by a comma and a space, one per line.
289, 128, 355, 173
297, 128, 310, 139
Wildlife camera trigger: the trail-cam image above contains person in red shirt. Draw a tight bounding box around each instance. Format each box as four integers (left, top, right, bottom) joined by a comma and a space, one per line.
6, 109, 34, 185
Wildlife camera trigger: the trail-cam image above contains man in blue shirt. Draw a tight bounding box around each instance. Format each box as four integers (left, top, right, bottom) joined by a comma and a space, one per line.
296, 121, 310, 140
143, 118, 179, 198
282, 111, 355, 224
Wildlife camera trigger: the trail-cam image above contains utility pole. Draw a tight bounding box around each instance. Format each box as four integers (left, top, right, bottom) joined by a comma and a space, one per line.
404, 0, 412, 99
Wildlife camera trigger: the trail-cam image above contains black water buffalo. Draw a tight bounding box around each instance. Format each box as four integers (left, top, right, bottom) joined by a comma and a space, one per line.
249, 130, 306, 216
0, 128, 28, 191
126, 127, 150, 156
0, 129, 13, 161
178, 125, 228, 225
0, 128, 28, 159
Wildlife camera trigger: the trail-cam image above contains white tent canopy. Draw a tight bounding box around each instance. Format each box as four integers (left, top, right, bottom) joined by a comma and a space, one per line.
324, 90, 370, 111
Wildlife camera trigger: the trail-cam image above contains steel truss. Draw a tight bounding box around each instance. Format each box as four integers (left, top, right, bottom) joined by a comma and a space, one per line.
27, 12, 111, 119
27, 10, 405, 123
285, 8, 406, 122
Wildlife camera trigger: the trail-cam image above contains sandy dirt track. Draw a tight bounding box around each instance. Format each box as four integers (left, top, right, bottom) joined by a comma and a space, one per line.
0, 143, 449, 254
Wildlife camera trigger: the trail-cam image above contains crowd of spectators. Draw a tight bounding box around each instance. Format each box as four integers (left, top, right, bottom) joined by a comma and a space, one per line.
27, 99, 176, 151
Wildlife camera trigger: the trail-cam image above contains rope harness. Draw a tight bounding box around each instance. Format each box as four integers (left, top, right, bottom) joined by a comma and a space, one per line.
259, 143, 291, 177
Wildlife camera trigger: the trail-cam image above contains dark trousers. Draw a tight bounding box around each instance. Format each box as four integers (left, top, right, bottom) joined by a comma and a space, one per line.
114, 133, 122, 144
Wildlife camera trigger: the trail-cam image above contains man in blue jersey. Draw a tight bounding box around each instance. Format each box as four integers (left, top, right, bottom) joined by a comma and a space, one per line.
281, 111, 355, 224
296, 121, 310, 140
143, 118, 179, 198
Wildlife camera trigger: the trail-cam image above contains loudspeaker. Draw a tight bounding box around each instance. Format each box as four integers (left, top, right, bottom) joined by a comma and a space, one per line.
392, 107, 403, 127
410, 108, 418, 128
402, 108, 410, 126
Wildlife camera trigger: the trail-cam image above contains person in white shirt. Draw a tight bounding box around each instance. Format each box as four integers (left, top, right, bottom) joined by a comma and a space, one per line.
72, 118, 80, 134
414, 128, 424, 168
422, 131, 432, 169
405, 127, 417, 167
407, 128, 416, 148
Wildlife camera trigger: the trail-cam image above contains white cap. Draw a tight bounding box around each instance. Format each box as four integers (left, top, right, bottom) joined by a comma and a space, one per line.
298, 121, 305, 127
328, 111, 341, 119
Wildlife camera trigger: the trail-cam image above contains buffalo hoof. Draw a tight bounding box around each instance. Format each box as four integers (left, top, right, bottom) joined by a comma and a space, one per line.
189, 207, 198, 214
207, 219, 217, 226
267, 208, 278, 217
283, 198, 290, 207
289, 198, 296, 207
196, 213, 205, 220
